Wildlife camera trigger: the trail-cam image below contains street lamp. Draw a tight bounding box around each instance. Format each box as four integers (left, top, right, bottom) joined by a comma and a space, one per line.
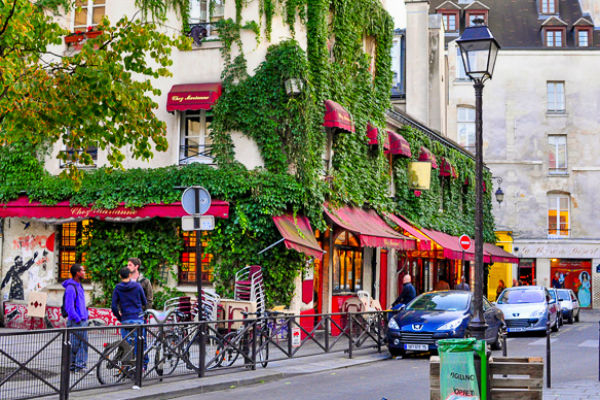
494, 177, 504, 205
456, 20, 500, 340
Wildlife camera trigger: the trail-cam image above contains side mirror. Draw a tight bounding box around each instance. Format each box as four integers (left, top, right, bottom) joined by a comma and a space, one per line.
491, 302, 497, 306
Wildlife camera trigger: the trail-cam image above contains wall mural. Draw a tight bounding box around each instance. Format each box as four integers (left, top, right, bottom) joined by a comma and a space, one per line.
3, 302, 120, 330
1, 252, 39, 300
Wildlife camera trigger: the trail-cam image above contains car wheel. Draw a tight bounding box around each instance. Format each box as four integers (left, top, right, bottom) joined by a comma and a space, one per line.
389, 347, 405, 357
575, 311, 580, 322
551, 317, 559, 332
568, 311, 574, 324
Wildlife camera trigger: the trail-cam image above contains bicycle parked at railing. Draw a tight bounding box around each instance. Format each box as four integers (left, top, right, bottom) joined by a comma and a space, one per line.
218, 311, 273, 368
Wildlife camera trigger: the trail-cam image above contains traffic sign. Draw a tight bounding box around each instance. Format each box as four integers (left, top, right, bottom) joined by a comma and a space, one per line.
181, 186, 211, 215
182, 215, 215, 231
459, 235, 472, 251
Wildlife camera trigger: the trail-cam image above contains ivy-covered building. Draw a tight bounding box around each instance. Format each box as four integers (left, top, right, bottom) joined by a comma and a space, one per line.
0, 0, 499, 327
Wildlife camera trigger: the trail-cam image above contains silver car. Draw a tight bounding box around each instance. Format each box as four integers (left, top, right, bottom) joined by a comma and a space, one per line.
557, 289, 580, 323
495, 286, 559, 334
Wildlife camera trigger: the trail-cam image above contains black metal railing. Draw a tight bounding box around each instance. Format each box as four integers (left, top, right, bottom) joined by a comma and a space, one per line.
0, 311, 389, 400
179, 144, 214, 165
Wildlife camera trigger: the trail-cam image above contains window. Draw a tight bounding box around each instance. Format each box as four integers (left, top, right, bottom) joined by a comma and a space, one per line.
548, 194, 569, 237
332, 231, 362, 293
547, 81, 565, 112
73, 0, 105, 32
541, 0, 556, 14
189, 0, 224, 38
364, 35, 377, 79
442, 13, 457, 32
467, 13, 486, 26
180, 231, 213, 284
390, 34, 405, 97
457, 106, 475, 152
180, 110, 213, 164
58, 220, 92, 280
456, 48, 467, 79
60, 146, 98, 168
577, 29, 590, 47
548, 135, 567, 174
545, 29, 563, 47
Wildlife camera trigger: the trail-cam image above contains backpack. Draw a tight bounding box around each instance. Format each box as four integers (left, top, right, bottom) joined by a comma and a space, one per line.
61, 283, 78, 318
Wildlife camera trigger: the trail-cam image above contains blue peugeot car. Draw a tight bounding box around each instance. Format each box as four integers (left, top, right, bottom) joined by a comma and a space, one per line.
387, 290, 505, 356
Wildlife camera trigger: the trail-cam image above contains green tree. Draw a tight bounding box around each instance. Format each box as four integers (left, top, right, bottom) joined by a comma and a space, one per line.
0, 1, 189, 174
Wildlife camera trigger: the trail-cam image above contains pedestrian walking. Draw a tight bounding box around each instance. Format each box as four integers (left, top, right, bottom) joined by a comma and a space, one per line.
63, 263, 89, 372
456, 276, 470, 291
127, 257, 153, 310
111, 267, 147, 367
496, 279, 506, 299
392, 275, 417, 307
435, 280, 450, 290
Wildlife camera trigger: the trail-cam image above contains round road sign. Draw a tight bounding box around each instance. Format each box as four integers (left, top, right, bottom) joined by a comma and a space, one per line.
181, 186, 212, 215
458, 235, 472, 251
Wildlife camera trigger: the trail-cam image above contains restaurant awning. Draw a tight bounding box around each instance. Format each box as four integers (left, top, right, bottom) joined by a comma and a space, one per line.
384, 131, 412, 157
166, 83, 222, 112
323, 100, 355, 133
484, 243, 519, 263
418, 147, 438, 168
439, 157, 457, 178
384, 213, 431, 251
272, 214, 325, 260
366, 123, 379, 145
0, 196, 229, 222
323, 205, 416, 250
421, 228, 491, 263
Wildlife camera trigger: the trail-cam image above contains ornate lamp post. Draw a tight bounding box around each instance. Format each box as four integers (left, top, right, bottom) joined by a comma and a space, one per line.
456, 20, 500, 340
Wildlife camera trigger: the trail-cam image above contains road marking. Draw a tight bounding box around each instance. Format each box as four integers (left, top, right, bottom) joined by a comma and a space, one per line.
578, 340, 598, 348
529, 338, 558, 346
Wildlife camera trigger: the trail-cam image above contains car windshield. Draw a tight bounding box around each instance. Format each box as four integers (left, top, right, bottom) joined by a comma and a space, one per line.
497, 289, 545, 304
407, 292, 469, 311
557, 290, 571, 301
549, 290, 557, 300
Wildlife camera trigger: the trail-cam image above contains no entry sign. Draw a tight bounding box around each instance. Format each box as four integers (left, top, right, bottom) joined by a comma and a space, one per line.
459, 235, 472, 251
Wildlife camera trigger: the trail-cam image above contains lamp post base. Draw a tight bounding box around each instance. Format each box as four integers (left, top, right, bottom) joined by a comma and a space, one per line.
467, 315, 488, 341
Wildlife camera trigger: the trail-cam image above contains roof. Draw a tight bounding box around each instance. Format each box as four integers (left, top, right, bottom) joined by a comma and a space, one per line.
430, 0, 600, 49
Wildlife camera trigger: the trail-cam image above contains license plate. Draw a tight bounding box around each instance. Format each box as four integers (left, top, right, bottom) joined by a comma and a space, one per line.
405, 343, 428, 351
507, 327, 525, 332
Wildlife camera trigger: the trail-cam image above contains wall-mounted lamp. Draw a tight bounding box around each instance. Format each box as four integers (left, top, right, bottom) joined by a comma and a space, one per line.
494, 177, 504, 205
284, 78, 304, 96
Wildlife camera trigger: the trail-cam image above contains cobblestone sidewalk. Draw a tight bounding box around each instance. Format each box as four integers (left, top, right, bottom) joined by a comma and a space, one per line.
544, 380, 600, 400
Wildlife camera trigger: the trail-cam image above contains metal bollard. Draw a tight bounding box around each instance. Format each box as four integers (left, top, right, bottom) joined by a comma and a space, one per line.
135, 325, 144, 387
348, 313, 353, 359
502, 328, 507, 358
59, 329, 71, 400
546, 320, 551, 388
598, 321, 600, 382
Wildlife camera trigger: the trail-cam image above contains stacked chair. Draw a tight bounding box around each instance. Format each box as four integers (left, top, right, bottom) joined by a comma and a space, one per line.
234, 265, 266, 317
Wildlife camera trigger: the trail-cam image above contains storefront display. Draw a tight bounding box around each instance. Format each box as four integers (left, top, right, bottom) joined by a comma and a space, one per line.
550, 259, 592, 307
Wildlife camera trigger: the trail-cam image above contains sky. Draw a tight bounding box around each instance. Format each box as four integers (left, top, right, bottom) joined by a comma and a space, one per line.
387, 0, 407, 29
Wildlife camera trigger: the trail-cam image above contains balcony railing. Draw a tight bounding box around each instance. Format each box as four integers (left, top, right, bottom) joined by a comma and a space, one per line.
187, 23, 220, 46
179, 144, 214, 165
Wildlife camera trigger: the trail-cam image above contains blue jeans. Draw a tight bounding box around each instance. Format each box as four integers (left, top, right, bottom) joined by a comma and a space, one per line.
120, 319, 148, 367
67, 320, 88, 370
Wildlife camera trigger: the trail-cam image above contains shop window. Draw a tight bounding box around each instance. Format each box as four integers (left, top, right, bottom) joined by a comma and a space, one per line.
332, 231, 362, 293
547, 81, 565, 112
547, 194, 570, 237
73, 0, 105, 32
180, 231, 213, 285
540, 0, 557, 14
58, 220, 92, 281
548, 135, 567, 174
545, 29, 564, 47
189, 0, 224, 38
457, 106, 475, 152
179, 110, 213, 165
518, 259, 535, 285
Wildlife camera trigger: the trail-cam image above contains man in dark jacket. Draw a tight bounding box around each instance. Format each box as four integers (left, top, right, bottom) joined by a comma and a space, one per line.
127, 257, 153, 310
392, 274, 417, 307
63, 263, 88, 372
112, 267, 147, 366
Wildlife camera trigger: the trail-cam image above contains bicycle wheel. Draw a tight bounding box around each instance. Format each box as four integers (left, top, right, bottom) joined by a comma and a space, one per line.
155, 334, 180, 376
183, 333, 223, 370
218, 332, 241, 367
258, 327, 269, 368
96, 342, 134, 385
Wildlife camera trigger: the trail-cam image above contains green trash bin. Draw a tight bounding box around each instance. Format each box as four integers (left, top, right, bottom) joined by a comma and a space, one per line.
437, 338, 487, 400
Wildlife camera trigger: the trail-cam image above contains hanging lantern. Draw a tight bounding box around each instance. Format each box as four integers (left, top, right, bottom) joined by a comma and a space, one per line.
408, 162, 431, 190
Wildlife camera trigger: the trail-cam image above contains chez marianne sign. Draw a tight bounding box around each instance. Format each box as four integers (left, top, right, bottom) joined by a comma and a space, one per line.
518, 243, 600, 259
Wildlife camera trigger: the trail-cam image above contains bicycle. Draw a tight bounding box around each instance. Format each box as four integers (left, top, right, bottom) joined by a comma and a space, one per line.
218, 311, 271, 368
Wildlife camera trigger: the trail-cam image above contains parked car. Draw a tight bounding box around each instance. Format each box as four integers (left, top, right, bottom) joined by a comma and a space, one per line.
548, 288, 564, 326
557, 288, 580, 323
495, 286, 559, 334
386, 290, 505, 357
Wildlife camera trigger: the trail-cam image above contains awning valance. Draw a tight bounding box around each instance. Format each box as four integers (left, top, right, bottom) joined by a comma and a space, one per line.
384, 131, 412, 157
323, 100, 355, 133
0, 196, 229, 222
366, 123, 379, 145
323, 205, 416, 250
421, 228, 491, 263
384, 213, 431, 251
439, 157, 457, 178
418, 147, 438, 169
166, 83, 222, 112
484, 243, 519, 263
272, 214, 325, 260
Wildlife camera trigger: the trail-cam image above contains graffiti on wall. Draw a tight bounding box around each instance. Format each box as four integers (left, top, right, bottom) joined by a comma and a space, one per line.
1, 252, 39, 300
3, 302, 121, 330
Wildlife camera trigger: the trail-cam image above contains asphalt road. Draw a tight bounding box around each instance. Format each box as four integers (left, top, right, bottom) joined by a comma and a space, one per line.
175, 311, 600, 400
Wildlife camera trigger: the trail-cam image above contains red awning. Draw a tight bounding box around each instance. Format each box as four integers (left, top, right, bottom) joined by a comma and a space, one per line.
439, 157, 457, 178
421, 228, 491, 263
366, 123, 379, 145
323, 100, 355, 133
166, 83, 222, 112
418, 147, 438, 169
384, 131, 412, 157
484, 243, 519, 263
384, 213, 431, 251
0, 196, 229, 222
273, 214, 325, 260
323, 205, 415, 250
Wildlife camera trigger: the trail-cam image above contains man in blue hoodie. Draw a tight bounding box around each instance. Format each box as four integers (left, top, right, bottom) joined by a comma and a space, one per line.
112, 267, 147, 365
63, 263, 88, 372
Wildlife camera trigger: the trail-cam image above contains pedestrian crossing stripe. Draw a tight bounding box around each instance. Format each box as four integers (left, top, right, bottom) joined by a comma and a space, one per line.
578, 340, 598, 348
